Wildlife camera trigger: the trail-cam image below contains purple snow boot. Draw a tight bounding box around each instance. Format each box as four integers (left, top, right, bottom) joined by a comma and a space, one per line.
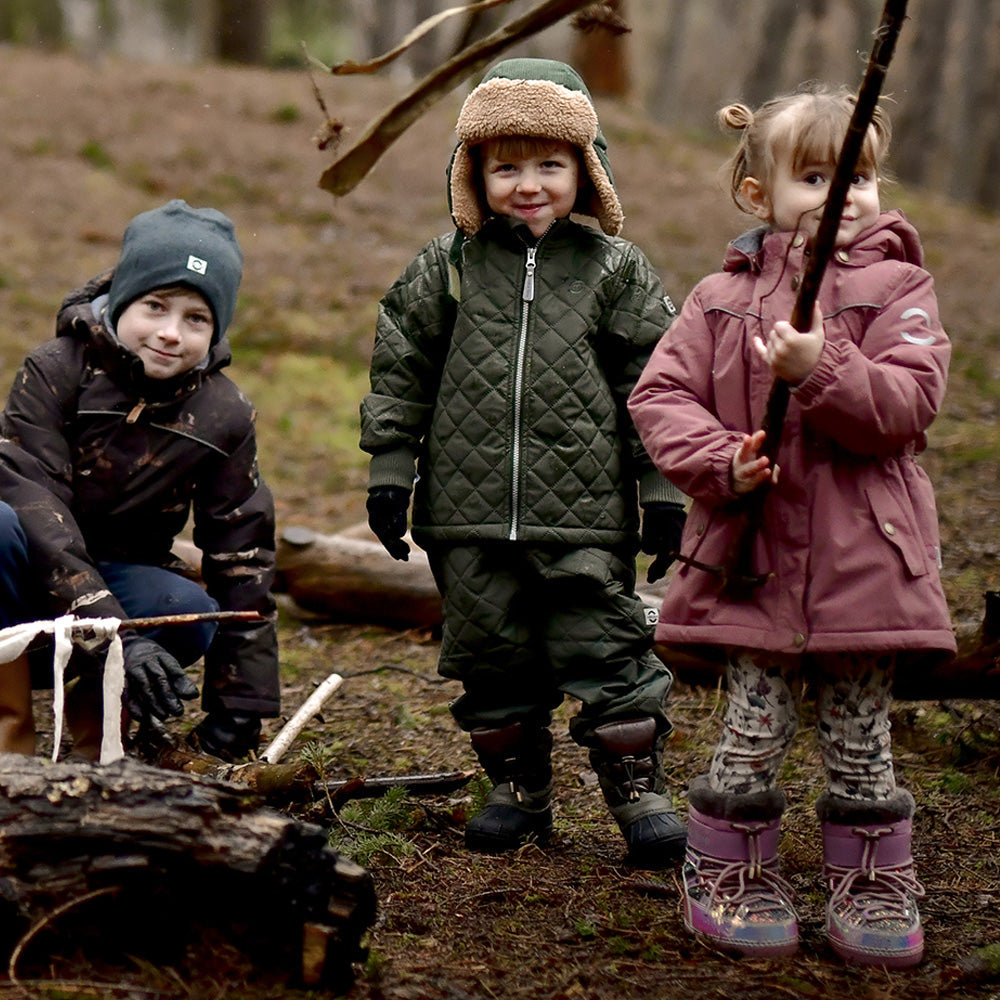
682, 776, 798, 957
817, 789, 925, 968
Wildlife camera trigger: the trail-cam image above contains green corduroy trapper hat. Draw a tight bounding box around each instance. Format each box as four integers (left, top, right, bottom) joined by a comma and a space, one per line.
449, 58, 624, 237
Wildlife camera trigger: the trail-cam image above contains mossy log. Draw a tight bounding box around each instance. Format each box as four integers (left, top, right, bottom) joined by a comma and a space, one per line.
0, 754, 376, 989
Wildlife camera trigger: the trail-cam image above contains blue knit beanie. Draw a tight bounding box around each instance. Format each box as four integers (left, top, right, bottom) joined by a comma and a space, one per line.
107, 200, 243, 342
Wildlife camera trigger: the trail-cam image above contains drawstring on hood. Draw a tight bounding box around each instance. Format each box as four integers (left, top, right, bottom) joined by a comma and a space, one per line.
449, 58, 624, 237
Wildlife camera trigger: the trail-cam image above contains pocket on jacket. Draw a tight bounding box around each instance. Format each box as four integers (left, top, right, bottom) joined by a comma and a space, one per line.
864, 485, 929, 579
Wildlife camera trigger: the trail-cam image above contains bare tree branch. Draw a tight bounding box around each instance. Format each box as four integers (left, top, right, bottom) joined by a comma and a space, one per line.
317, 0, 594, 197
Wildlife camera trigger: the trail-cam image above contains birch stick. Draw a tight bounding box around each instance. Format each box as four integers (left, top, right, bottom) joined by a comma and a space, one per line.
260, 672, 345, 764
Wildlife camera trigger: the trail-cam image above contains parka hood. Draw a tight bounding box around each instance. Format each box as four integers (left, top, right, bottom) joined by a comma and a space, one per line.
448, 57, 624, 237
723, 210, 924, 275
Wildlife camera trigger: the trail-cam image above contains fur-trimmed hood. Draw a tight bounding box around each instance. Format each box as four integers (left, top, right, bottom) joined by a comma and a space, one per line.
449, 58, 624, 237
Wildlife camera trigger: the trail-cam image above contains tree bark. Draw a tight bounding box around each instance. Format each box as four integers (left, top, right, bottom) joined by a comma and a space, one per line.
0, 754, 375, 989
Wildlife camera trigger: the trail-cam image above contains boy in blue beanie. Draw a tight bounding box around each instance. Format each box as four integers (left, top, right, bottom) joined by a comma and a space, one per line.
361, 59, 687, 867
0, 199, 278, 761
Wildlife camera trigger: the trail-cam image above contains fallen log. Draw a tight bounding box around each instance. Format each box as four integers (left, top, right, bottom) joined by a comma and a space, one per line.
0, 755, 376, 990
658, 591, 1000, 700
274, 524, 443, 629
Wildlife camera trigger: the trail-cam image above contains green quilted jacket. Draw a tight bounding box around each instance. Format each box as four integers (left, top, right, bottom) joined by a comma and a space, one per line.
360, 215, 682, 547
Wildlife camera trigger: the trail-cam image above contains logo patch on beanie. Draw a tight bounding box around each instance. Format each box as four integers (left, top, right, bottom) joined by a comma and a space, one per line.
187, 255, 208, 275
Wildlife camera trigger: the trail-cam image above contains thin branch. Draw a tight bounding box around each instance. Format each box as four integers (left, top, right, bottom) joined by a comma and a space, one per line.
328, 0, 517, 75
8, 887, 120, 983
260, 671, 344, 764
120, 610, 263, 630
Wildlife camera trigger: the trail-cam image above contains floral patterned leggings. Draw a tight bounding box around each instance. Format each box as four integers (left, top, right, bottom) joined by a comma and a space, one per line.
707, 649, 898, 801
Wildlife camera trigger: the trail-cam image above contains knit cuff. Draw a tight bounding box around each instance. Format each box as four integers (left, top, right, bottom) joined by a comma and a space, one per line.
638, 470, 685, 506
368, 449, 418, 492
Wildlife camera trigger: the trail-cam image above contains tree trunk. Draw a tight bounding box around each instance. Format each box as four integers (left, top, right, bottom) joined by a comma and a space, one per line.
214, 0, 269, 64
0, 754, 375, 990
571, 0, 631, 97
649, 0, 694, 125
891, 0, 952, 187
739, 0, 801, 108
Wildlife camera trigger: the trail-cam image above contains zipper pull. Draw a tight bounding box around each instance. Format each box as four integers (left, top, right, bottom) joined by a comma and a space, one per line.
522, 246, 536, 302
126, 400, 146, 424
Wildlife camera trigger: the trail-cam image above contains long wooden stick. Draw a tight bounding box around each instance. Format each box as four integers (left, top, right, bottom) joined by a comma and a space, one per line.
118, 610, 264, 630
722, 0, 909, 599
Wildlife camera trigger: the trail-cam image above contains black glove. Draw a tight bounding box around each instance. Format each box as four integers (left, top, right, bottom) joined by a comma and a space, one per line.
122, 635, 199, 724
641, 501, 686, 584
366, 485, 411, 561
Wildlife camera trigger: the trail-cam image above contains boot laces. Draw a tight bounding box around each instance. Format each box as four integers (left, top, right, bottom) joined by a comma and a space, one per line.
693, 822, 796, 921
826, 825, 925, 927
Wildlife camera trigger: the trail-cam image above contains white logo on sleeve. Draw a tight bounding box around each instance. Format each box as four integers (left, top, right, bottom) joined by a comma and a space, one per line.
187, 255, 208, 275
900, 307, 936, 345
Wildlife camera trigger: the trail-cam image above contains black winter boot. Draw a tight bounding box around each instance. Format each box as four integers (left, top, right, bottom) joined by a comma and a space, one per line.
589, 717, 687, 868
465, 722, 554, 852
189, 712, 262, 761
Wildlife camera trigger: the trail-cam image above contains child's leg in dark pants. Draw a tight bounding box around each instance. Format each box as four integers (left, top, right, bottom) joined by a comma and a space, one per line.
433, 542, 684, 865
97, 561, 219, 666
433, 544, 558, 853
0, 503, 36, 753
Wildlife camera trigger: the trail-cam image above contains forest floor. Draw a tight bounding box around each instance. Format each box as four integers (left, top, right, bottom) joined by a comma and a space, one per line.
1, 42, 1000, 1000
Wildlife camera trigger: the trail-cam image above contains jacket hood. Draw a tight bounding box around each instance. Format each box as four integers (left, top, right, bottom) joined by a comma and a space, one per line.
723, 210, 923, 274
56, 271, 232, 397
448, 57, 623, 237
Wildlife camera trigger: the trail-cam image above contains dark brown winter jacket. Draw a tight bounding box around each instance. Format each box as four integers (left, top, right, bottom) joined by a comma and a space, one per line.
0, 271, 279, 715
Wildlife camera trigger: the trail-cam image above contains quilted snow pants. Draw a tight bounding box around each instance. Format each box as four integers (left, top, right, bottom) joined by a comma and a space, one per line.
428, 542, 673, 746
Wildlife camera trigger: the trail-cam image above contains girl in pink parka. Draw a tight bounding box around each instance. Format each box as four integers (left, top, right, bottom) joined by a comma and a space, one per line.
628, 85, 954, 968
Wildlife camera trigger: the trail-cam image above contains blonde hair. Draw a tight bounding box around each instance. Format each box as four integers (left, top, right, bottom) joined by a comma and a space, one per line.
718, 84, 892, 214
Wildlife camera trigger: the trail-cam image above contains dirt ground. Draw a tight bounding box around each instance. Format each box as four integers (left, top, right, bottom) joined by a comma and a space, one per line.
1, 44, 1000, 1000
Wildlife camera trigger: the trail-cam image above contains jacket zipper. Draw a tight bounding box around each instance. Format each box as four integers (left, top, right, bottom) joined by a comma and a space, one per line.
509, 227, 550, 540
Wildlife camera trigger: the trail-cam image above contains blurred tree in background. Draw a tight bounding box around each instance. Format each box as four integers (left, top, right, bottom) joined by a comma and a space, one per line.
2, 0, 998, 211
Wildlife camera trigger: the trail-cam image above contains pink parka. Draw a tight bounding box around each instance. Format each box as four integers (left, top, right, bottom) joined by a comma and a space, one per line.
628, 210, 956, 659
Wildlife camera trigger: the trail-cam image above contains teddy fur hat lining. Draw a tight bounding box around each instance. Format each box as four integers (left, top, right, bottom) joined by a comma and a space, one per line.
450, 76, 623, 237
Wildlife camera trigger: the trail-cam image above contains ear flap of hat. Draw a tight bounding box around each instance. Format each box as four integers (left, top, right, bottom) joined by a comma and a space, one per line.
448, 143, 484, 238
579, 144, 623, 235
